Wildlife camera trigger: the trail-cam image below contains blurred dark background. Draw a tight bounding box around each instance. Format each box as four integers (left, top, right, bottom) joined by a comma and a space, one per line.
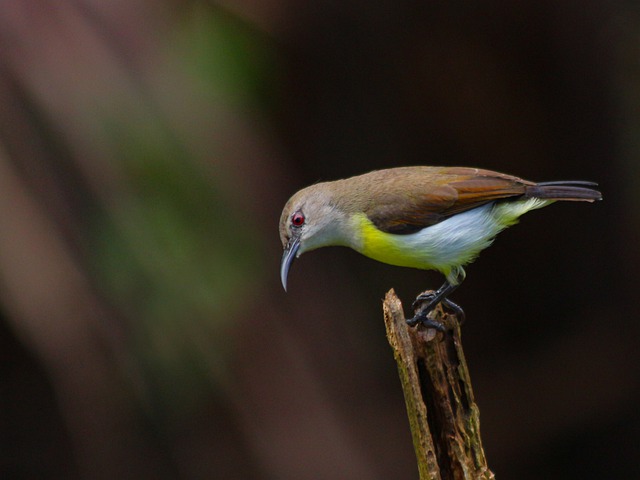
0, 1, 637, 479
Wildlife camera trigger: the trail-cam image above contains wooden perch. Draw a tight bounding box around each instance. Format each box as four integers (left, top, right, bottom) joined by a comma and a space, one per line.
383, 289, 495, 480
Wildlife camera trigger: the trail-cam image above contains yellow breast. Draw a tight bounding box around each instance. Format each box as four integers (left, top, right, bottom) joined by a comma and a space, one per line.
356, 214, 437, 270
352, 198, 550, 275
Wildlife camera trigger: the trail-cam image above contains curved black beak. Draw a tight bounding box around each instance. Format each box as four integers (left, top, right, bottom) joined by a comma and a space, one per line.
280, 234, 301, 291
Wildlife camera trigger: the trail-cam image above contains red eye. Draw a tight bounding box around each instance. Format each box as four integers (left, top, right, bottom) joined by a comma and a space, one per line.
291, 212, 305, 227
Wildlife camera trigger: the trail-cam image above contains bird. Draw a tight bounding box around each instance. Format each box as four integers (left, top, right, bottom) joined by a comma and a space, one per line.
279, 166, 602, 330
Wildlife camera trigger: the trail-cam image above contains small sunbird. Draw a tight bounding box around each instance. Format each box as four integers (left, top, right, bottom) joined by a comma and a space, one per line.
279, 166, 602, 330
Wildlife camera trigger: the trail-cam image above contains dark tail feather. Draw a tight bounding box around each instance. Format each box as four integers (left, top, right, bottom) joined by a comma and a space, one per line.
526, 181, 602, 202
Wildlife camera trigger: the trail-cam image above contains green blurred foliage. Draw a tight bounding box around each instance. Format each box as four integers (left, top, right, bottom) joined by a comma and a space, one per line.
88, 5, 274, 414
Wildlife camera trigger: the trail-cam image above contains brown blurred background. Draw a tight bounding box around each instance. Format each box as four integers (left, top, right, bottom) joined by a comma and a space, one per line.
0, 1, 637, 479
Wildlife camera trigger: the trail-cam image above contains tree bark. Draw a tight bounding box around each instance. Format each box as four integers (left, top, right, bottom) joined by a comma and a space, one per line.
383, 289, 495, 480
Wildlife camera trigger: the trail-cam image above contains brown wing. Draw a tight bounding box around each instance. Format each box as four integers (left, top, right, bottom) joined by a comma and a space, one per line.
361, 166, 534, 234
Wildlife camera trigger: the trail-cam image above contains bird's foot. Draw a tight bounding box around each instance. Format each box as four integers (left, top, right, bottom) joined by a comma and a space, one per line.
440, 298, 465, 324
411, 293, 465, 322
411, 292, 437, 311
407, 292, 466, 330
406, 311, 446, 331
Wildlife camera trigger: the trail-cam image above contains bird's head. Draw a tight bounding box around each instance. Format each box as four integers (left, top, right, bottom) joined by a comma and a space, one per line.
279, 183, 352, 290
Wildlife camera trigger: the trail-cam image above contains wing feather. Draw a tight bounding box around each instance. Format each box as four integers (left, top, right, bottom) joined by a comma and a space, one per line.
361, 167, 532, 234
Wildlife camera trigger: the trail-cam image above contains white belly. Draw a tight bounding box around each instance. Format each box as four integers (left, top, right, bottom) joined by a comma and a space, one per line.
358, 198, 551, 274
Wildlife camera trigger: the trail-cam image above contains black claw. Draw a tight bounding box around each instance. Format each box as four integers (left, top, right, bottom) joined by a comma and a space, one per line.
411, 282, 466, 324
441, 298, 465, 324
411, 292, 436, 311
406, 311, 446, 331
421, 318, 446, 332
408, 275, 467, 330
407, 299, 447, 331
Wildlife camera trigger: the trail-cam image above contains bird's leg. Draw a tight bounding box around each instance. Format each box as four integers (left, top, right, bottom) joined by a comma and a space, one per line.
406, 281, 457, 329
407, 268, 466, 329
411, 282, 457, 311
410, 287, 466, 324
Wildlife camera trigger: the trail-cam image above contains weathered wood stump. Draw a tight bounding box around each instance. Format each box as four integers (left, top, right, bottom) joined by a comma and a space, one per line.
383, 289, 495, 480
